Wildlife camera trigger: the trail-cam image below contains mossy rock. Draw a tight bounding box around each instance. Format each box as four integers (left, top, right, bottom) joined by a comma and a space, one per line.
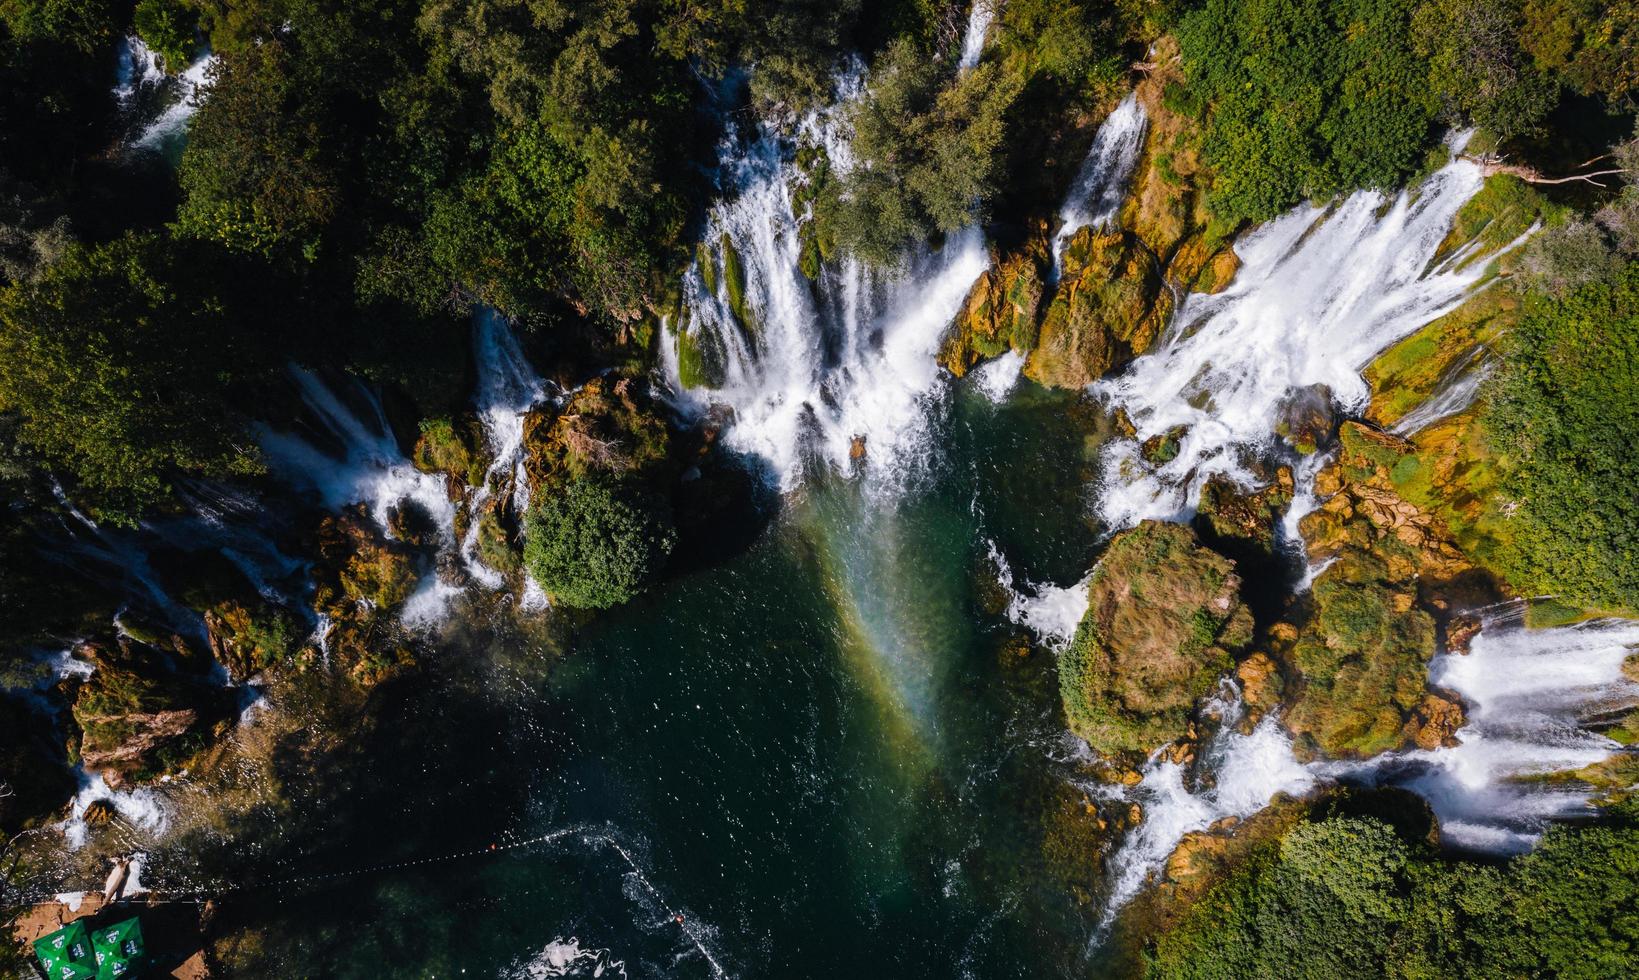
71, 639, 234, 783
205, 599, 302, 682
522, 377, 674, 492
675, 322, 727, 390
311, 506, 423, 620
413, 416, 487, 488
1060, 521, 1253, 758
940, 230, 1049, 376
719, 232, 759, 342
1026, 226, 1169, 389
474, 504, 522, 579
1365, 288, 1515, 429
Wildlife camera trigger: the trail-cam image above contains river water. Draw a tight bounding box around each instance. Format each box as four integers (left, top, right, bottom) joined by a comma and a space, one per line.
203, 379, 1122, 978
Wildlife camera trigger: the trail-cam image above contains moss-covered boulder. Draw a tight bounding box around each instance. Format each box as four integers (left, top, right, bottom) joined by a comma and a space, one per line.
941, 227, 1049, 377
524, 377, 673, 493
412, 415, 487, 490
1275, 549, 1462, 759
1026, 226, 1171, 389
1195, 471, 1294, 573
1060, 521, 1254, 758
307, 506, 427, 687
71, 639, 233, 785
205, 599, 303, 683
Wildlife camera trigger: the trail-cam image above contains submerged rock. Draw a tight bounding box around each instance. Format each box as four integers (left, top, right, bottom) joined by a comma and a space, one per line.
1060, 521, 1253, 759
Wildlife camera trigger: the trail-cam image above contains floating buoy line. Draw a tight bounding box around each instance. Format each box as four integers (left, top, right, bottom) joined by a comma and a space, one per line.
23, 824, 730, 978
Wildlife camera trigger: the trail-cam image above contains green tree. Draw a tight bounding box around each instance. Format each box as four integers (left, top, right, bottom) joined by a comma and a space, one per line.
523, 478, 675, 609
0, 234, 269, 523
1484, 262, 1639, 612
823, 38, 1024, 263
133, 0, 199, 71
1176, 0, 1438, 226
1413, 0, 1560, 143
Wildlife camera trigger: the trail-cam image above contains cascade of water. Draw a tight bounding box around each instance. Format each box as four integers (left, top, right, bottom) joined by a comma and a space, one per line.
663, 72, 989, 492
258, 367, 457, 541
1091, 688, 1315, 926
460, 309, 552, 590
987, 539, 1091, 651
1390, 347, 1495, 435
958, 1, 995, 70
113, 35, 165, 104
1093, 141, 1526, 530
1330, 610, 1639, 853
1051, 92, 1148, 272
131, 52, 216, 152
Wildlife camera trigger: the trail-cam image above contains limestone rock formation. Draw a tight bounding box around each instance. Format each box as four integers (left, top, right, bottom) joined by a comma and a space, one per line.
1060, 521, 1253, 758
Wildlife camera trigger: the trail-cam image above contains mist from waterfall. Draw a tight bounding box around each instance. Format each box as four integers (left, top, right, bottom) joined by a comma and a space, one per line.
1092, 140, 1521, 530
662, 71, 988, 492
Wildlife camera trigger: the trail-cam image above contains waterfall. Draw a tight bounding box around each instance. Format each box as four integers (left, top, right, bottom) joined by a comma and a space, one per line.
460, 308, 552, 591
257, 368, 458, 544
131, 52, 216, 152
987, 539, 1090, 650
663, 72, 989, 492
958, 1, 994, 70
1051, 92, 1148, 272
1092, 139, 1525, 530
113, 35, 165, 104
1332, 610, 1639, 853
1391, 348, 1495, 435
1091, 689, 1314, 926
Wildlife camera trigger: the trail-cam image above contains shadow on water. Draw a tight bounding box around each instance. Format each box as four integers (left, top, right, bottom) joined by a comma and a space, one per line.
204, 380, 1121, 978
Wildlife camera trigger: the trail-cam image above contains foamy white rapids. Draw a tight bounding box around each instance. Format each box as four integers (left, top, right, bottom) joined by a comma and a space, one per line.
258, 367, 458, 544
59, 770, 169, 850
958, 1, 995, 70
460, 309, 550, 589
133, 53, 216, 151
665, 74, 988, 492
113, 35, 164, 104
1095, 692, 1314, 924
1333, 611, 1639, 853
518, 938, 627, 979
1052, 92, 1148, 271
1094, 144, 1518, 529
971, 350, 1025, 403
987, 539, 1090, 651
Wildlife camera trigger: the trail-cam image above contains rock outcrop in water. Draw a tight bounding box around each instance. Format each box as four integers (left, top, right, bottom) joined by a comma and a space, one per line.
1026, 225, 1172, 388
1060, 521, 1253, 758
72, 638, 234, 785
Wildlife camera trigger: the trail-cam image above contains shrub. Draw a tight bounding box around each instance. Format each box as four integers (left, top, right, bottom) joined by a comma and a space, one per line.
133, 0, 199, 72
523, 478, 675, 609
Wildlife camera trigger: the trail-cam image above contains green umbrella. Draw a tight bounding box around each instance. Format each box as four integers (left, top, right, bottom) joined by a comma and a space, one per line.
90, 917, 145, 978
34, 920, 93, 975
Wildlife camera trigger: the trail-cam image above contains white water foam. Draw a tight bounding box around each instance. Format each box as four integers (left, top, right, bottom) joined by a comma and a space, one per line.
461, 309, 550, 590
113, 35, 164, 104
971, 350, 1025, 403
59, 770, 169, 851
664, 71, 988, 492
1052, 92, 1148, 272
132, 52, 216, 151
986, 539, 1090, 651
258, 367, 458, 545
517, 938, 628, 979
1094, 691, 1315, 925
1093, 141, 1523, 529
958, 1, 994, 70
1332, 611, 1639, 853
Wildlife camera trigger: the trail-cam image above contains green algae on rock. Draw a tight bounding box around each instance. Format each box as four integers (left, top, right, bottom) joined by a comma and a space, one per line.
1060, 521, 1253, 758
